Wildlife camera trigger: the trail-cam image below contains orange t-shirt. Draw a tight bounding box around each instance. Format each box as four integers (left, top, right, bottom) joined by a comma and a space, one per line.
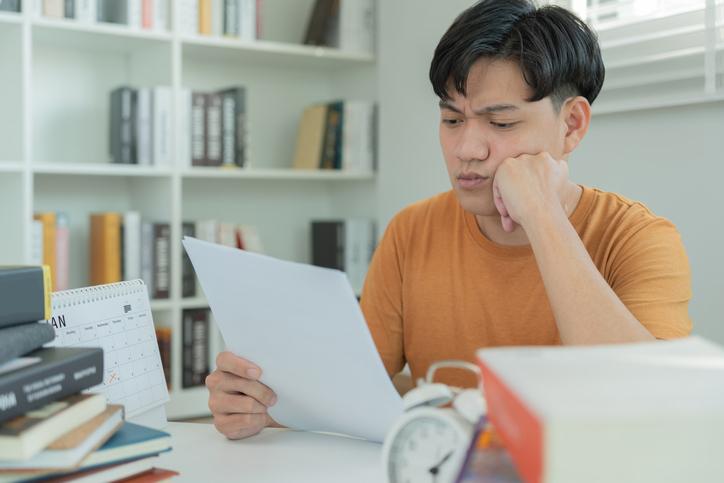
360, 186, 692, 388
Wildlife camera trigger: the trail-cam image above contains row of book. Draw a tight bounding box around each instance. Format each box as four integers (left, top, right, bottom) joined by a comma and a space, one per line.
110, 86, 247, 168
151, 309, 211, 391
0, 266, 176, 481
37, 0, 170, 31
178, 0, 259, 39
311, 218, 375, 295
293, 100, 377, 172
304, 0, 375, 54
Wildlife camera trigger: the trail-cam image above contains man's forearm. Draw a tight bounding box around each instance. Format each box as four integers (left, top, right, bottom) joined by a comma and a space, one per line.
524, 204, 655, 345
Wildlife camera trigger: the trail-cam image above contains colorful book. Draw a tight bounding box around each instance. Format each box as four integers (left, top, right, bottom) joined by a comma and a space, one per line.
292, 104, 328, 170
0, 405, 124, 470
152, 223, 170, 299
0, 347, 104, 425
0, 393, 106, 460
182, 309, 209, 388
0, 266, 52, 328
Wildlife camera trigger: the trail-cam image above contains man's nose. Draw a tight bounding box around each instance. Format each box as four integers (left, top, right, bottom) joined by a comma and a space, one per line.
454, 121, 489, 163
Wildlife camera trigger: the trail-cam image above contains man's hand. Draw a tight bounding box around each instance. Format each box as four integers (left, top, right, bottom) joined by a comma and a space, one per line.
492, 152, 570, 232
206, 352, 279, 440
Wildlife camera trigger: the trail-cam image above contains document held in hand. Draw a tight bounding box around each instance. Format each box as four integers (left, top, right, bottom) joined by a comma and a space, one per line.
182, 237, 403, 442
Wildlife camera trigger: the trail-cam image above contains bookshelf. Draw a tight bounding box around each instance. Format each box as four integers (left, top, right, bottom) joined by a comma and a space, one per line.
0, 1, 378, 419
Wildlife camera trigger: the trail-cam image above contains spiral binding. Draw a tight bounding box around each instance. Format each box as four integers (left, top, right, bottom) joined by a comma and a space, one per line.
51, 279, 148, 310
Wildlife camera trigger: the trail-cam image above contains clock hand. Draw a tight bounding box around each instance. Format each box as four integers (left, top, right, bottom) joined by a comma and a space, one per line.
428, 450, 454, 476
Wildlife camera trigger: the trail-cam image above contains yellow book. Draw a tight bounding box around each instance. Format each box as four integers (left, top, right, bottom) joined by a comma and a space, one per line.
199, 0, 212, 35
292, 104, 328, 170
33, 212, 57, 289
89, 213, 122, 285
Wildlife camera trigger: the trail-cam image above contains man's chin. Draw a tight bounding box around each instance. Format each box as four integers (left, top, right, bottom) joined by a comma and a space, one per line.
453, 187, 497, 217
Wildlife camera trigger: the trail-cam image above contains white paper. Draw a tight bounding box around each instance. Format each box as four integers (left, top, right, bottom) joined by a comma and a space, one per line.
182, 237, 403, 442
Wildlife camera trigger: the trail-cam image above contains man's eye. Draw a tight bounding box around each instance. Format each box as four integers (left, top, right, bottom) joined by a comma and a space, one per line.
491, 121, 517, 129
442, 119, 462, 126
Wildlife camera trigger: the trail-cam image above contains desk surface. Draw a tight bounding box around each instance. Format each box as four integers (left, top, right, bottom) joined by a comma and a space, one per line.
157, 422, 384, 482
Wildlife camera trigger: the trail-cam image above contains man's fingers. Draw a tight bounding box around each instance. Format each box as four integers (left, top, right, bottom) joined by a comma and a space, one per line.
214, 413, 267, 440
216, 351, 262, 379
217, 372, 277, 407
501, 215, 516, 233
208, 392, 267, 415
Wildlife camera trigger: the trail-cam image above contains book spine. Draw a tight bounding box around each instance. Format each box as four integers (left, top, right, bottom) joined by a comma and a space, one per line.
320, 102, 341, 169
30, 220, 44, 266
42, 0, 63, 18
109, 87, 137, 164
181, 222, 196, 298
128, 0, 142, 28
231, 87, 246, 167
123, 212, 142, 281
33, 212, 57, 289
477, 359, 544, 483
177, 88, 192, 168
206, 93, 222, 167
64, 0, 74, 18
198, 0, 212, 35
191, 92, 207, 166
153, 223, 170, 299
89, 213, 122, 286
153, 0, 167, 31
155, 327, 172, 388
332, 101, 344, 170
136, 88, 152, 166
224, 0, 239, 37
152, 87, 172, 166
191, 309, 210, 386
243, 0, 255, 41
182, 309, 193, 387
0, 0, 20, 13
55, 212, 70, 292
141, 0, 153, 29
211, 0, 223, 36
141, 222, 155, 298
311, 221, 343, 270
75, 0, 96, 23
220, 90, 236, 167
0, 348, 104, 425
0, 267, 51, 327
178, 0, 199, 35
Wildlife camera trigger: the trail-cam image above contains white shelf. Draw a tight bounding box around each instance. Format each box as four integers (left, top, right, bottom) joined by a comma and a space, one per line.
181, 167, 376, 181
0, 162, 24, 173
593, 92, 724, 116
32, 18, 173, 53
32, 163, 174, 177
181, 35, 375, 67
0, 11, 21, 25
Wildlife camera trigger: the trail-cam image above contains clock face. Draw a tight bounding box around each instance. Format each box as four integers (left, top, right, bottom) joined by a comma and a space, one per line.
387, 414, 464, 483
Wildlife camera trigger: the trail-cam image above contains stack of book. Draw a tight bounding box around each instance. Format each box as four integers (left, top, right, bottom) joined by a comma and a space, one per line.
109, 85, 247, 169
292, 100, 376, 173
0, 267, 177, 482
89, 212, 171, 300
178, 0, 259, 39
38, 0, 170, 31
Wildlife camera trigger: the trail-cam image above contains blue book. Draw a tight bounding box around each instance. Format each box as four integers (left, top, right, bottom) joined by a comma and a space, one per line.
83, 422, 172, 468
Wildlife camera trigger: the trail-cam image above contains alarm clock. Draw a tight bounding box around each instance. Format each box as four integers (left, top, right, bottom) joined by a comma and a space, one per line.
382, 360, 486, 483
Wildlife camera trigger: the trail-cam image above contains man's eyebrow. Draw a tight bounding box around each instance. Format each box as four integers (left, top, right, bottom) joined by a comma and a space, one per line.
438, 100, 520, 114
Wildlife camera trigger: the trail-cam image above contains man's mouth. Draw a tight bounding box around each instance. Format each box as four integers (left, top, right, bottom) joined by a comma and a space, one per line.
457, 172, 490, 189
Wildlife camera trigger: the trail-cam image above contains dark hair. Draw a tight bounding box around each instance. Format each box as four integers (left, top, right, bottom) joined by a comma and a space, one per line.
429, 0, 605, 109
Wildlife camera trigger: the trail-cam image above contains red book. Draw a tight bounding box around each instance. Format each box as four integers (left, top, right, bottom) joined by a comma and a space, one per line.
141, 0, 153, 29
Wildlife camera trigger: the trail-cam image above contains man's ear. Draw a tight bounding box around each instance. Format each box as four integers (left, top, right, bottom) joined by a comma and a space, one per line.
561, 96, 591, 155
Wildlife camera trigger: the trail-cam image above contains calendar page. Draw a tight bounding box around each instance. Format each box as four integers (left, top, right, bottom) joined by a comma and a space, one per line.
46, 280, 169, 418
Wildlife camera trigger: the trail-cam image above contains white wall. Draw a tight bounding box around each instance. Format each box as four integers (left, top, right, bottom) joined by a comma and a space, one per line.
377, 1, 724, 343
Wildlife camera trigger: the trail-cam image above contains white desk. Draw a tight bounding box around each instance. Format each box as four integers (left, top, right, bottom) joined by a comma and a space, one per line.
157, 422, 384, 482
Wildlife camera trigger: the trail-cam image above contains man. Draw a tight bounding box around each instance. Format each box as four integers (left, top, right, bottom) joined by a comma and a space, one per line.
206, 0, 692, 440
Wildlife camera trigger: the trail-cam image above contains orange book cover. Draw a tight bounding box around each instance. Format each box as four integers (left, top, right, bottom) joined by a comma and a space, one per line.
90, 213, 122, 286
33, 212, 57, 289
199, 0, 212, 35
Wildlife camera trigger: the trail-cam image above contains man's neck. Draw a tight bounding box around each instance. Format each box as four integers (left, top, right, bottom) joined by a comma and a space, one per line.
474, 182, 583, 247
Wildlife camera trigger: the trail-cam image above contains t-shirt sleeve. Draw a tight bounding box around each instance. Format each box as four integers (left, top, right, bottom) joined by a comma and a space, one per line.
608, 215, 693, 339
360, 215, 406, 378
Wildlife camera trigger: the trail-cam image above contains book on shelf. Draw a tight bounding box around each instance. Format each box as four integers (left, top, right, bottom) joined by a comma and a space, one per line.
152, 223, 170, 299
33, 212, 58, 289
141, 222, 155, 298
151, 86, 173, 167
110, 87, 137, 165
136, 88, 152, 166
0, 347, 103, 424
0, 323, 56, 366
311, 218, 375, 295
178, 88, 193, 169
92, 0, 168, 30
304, 0, 375, 54
206, 92, 223, 167
42, 0, 64, 18
193, 219, 264, 253
0, 393, 107, 461
293, 100, 376, 172
122, 212, 142, 283
90, 212, 122, 286
0, 266, 52, 328
30, 220, 44, 266
476, 336, 724, 483
0, 404, 124, 470
182, 308, 210, 388
219, 87, 247, 168
181, 222, 197, 298
154, 327, 171, 389
192, 0, 258, 39
0, 0, 20, 12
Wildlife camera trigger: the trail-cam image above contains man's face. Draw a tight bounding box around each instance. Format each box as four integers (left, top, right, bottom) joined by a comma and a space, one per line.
439, 58, 568, 217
